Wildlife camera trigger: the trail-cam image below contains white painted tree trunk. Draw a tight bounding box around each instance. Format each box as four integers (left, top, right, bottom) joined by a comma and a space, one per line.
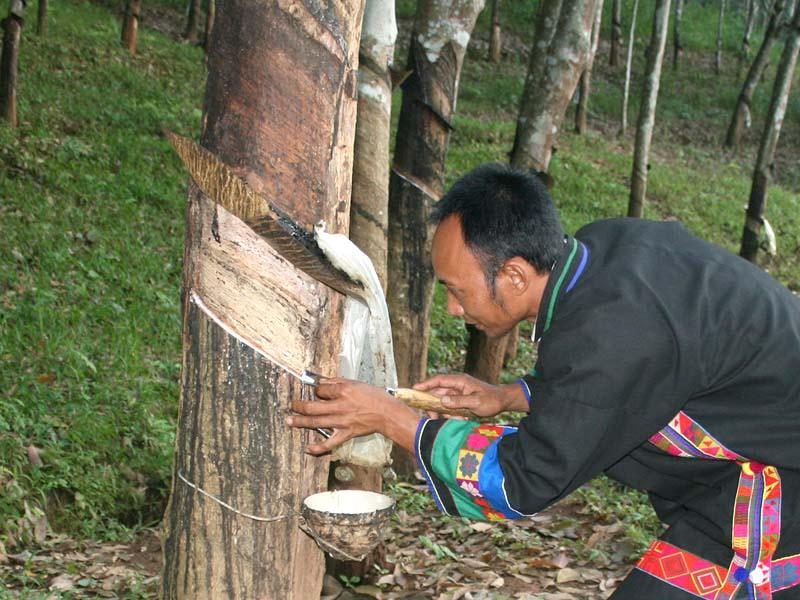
575, 0, 605, 134
620, 0, 640, 136
715, 0, 726, 74
627, 0, 671, 217
673, 0, 684, 68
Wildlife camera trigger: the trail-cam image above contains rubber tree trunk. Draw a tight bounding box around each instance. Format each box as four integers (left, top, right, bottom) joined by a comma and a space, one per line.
121, 0, 140, 55
387, 0, 485, 391
611, 0, 622, 66
725, 0, 784, 150
715, 0, 726, 74
36, 0, 45, 36
203, 0, 214, 54
184, 0, 200, 43
620, 0, 640, 136
576, 0, 605, 134
739, 0, 756, 74
0, 0, 24, 128
673, 0, 684, 68
160, 0, 364, 597
740, 3, 800, 262
465, 0, 597, 385
329, 0, 397, 578
489, 0, 502, 62
627, 0, 671, 218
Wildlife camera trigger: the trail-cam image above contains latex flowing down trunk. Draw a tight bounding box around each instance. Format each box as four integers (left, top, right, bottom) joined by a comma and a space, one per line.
387, 0, 484, 391
160, 0, 363, 597
715, 0, 726, 74
628, 0, 671, 218
330, 0, 396, 578
184, 0, 200, 42
725, 0, 784, 150
489, 0, 502, 62
0, 0, 24, 128
610, 0, 621, 66
465, 0, 596, 384
121, 0, 140, 55
673, 0, 683, 68
575, 0, 605, 134
36, 0, 45, 36
620, 0, 640, 136
740, 3, 800, 262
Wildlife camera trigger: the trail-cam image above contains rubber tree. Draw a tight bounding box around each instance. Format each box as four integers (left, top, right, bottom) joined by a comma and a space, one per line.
673, 0, 684, 68
36, 0, 45, 36
184, 0, 200, 43
160, 0, 364, 597
203, 0, 214, 53
121, 0, 140, 55
0, 0, 25, 127
575, 0, 605, 134
465, 0, 597, 384
620, 0, 640, 136
740, 2, 800, 262
739, 0, 757, 73
387, 0, 485, 391
489, 0, 502, 62
725, 0, 785, 150
611, 0, 622, 66
715, 0, 726, 74
627, 0, 671, 218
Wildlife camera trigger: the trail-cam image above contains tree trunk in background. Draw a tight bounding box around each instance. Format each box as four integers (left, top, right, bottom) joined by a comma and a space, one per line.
36, 0, 45, 36
725, 0, 784, 150
740, 3, 800, 262
611, 0, 622, 66
715, 0, 726, 74
489, 0, 502, 62
121, 0, 140, 55
0, 0, 25, 128
329, 0, 396, 578
575, 0, 605, 134
160, 0, 363, 597
739, 0, 756, 75
628, 0, 671, 218
387, 0, 485, 390
183, 0, 200, 43
465, 0, 597, 385
203, 0, 214, 54
620, 0, 640, 136
673, 0, 683, 68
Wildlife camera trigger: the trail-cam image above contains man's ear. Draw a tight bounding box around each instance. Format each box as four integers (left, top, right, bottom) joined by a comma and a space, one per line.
499, 258, 530, 294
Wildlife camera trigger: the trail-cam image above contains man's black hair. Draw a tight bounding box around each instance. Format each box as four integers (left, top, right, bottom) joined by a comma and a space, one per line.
432, 163, 564, 289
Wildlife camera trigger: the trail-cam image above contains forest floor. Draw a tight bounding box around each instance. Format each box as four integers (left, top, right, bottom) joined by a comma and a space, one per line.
1, 0, 799, 598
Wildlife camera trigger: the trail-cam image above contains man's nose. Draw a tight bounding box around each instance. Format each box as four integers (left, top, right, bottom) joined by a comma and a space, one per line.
446, 292, 464, 317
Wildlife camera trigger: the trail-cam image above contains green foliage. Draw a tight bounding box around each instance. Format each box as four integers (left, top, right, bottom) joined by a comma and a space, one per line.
0, 0, 204, 542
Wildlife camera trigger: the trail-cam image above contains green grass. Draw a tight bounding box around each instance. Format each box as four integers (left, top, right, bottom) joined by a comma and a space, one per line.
1, 0, 798, 578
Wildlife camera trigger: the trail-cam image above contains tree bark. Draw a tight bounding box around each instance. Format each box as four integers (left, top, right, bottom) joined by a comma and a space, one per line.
465, 0, 597, 384
160, 0, 364, 597
627, 0, 671, 218
739, 0, 756, 74
673, 0, 683, 68
184, 0, 200, 43
35, 0, 44, 36
0, 0, 24, 128
387, 0, 485, 391
620, 0, 640, 136
715, 0, 726, 74
575, 0, 605, 134
740, 2, 800, 262
725, 0, 784, 150
611, 0, 622, 66
489, 0, 502, 62
203, 0, 214, 54
121, 0, 140, 55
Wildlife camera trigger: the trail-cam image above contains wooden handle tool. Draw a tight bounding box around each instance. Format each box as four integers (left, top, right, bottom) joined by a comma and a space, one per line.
386, 387, 475, 418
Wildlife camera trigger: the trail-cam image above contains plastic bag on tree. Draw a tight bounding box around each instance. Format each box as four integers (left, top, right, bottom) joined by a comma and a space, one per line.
314, 223, 397, 468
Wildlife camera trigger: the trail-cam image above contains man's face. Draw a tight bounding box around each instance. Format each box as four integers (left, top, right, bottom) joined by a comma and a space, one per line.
431, 215, 523, 339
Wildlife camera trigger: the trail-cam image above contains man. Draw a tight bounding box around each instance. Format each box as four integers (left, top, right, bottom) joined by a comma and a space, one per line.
287, 164, 800, 598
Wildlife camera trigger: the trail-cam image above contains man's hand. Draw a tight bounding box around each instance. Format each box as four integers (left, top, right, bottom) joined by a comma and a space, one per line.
413, 373, 529, 417
286, 378, 419, 455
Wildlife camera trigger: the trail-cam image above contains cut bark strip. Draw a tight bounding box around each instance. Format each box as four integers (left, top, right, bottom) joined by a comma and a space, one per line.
390, 165, 441, 203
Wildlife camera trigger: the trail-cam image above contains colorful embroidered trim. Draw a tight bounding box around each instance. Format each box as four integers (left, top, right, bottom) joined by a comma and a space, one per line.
646, 411, 792, 599
637, 541, 800, 598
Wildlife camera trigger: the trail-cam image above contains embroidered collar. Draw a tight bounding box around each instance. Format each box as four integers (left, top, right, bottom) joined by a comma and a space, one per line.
532, 236, 589, 342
